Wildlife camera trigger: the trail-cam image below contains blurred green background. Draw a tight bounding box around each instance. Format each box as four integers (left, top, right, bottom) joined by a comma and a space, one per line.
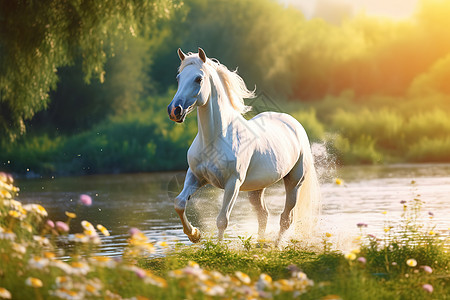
1, 0, 450, 176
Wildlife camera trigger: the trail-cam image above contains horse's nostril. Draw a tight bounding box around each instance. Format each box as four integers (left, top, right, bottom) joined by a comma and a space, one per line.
174, 105, 182, 117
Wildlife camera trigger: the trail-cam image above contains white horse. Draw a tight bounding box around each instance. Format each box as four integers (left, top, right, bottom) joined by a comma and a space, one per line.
167, 48, 320, 243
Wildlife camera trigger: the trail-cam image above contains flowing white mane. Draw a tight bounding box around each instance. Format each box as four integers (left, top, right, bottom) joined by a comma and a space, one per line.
179, 53, 255, 114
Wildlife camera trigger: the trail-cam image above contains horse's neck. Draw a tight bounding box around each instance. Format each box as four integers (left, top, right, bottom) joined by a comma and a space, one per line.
197, 80, 241, 145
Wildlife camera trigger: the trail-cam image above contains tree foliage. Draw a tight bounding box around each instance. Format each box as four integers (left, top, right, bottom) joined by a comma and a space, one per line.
0, 0, 176, 140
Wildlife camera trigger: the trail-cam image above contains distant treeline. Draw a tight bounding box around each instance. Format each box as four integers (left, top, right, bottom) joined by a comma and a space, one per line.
2, 0, 450, 176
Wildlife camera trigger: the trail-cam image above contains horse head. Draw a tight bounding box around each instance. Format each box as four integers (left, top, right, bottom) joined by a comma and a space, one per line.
167, 47, 210, 123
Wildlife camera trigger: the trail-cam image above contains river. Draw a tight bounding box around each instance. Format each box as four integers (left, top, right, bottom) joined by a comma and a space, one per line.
17, 163, 450, 256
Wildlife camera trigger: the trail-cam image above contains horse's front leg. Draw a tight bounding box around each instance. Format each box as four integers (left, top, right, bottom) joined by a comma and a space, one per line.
174, 168, 204, 243
217, 177, 242, 240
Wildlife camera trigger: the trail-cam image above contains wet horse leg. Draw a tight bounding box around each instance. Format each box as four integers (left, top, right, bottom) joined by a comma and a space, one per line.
174, 168, 205, 243
249, 189, 269, 240
216, 177, 242, 240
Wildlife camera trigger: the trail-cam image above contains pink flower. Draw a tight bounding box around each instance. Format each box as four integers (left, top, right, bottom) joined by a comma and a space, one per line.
357, 257, 367, 264
129, 227, 141, 236
55, 221, 69, 233
422, 284, 433, 293
420, 266, 433, 274
79, 194, 92, 206
46, 220, 55, 228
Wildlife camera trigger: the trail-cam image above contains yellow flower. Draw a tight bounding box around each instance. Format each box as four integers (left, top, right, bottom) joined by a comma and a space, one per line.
0, 190, 12, 199
25, 277, 43, 288
8, 210, 20, 219
334, 178, 343, 185
235, 271, 251, 285
384, 227, 391, 233
351, 248, 360, 254
65, 211, 76, 219
406, 259, 417, 267
96, 224, 110, 236
325, 232, 332, 238
81, 220, 95, 231
344, 253, 356, 261
157, 241, 169, 247
44, 252, 56, 259
382, 211, 388, 215
428, 231, 435, 236
0, 287, 11, 299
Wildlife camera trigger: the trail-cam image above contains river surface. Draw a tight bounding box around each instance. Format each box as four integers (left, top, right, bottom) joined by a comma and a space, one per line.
17, 164, 450, 257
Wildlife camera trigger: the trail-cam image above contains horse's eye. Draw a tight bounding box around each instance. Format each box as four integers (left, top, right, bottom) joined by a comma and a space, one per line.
194, 76, 202, 84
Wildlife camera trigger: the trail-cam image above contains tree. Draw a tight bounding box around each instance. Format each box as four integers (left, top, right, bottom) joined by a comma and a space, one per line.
0, 0, 176, 140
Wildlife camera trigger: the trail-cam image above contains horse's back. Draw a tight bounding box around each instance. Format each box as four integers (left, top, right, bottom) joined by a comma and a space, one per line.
241, 112, 307, 191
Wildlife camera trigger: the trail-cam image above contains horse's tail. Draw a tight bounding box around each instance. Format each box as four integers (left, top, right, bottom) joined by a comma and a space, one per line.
292, 130, 321, 237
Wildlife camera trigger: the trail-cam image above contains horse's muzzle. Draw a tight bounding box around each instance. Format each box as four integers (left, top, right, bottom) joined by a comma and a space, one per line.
168, 104, 185, 123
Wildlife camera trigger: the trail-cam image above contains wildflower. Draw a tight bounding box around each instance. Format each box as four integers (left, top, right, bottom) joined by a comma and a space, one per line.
51, 260, 73, 274
321, 295, 343, 300
235, 271, 251, 285
357, 257, 367, 264
420, 266, 433, 274
134, 267, 147, 279
23, 204, 47, 217
33, 235, 50, 246
382, 211, 387, 215
55, 276, 72, 288
257, 274, 273, 290
72, 233, 89, 244
428, 230, 435, 236
144, 273, 168, 288
351, 248, 360, 254
50, 288, 81, 299
325, 232, 332, 238
81, 220, 95, 232
8, 210, 25, 220
356, 223, 367, 228
79, 194, 92, 206
129, 227, 141, 236
344, 252, 356, 261
422, 284, 433, 293
0, 230, 16, 241
0, 190, 12, 199
274, 279, 293, 292
335, 178, 343, 185
84, 279, 102, 297
96, 224, 110, 236
56, 221, 69, 233
70, 261, 90, 276
0, 287, 11, 299
12, 243, 26, 254
28, 256, 50, 269
406, 259, 417, 267
25, 277, 43, 288
384, 227, 391, 233
46, 220, 55, 229
65, 211, 76, 219
157, 241, 169, 247
89, 256, 117, 268
44, 252, 56, 259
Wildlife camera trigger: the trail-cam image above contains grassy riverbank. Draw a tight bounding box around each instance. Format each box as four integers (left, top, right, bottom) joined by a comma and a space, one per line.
1, 173, 449, 299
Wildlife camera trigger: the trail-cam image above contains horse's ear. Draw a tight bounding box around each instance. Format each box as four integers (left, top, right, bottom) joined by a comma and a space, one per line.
178, 48, 186, 61
198, 47, 207, 63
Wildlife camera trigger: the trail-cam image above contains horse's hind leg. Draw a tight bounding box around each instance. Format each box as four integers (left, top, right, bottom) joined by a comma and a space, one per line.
249, 189, 268, 240
279, 155, 305, 243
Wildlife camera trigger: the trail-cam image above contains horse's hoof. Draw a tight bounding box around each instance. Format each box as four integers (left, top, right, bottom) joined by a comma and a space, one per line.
188, 227, 201, 243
